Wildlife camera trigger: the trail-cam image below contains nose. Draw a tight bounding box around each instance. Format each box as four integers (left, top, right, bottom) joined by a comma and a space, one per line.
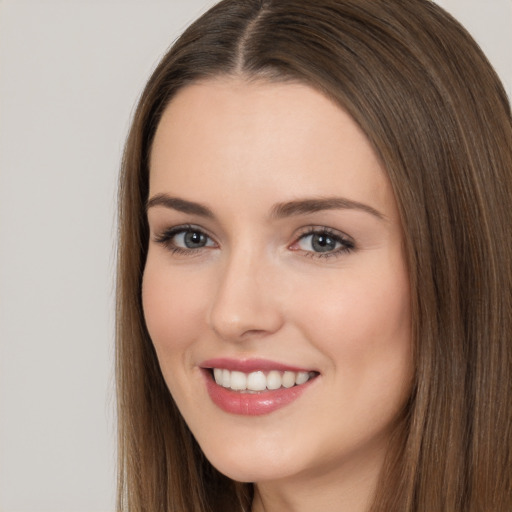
207, 247, 284, 343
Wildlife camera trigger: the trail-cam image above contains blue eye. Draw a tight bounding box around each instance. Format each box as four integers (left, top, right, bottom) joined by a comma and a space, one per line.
175, 230, 212, 249
294, 228, 354, 257
299, 233, 340, 253
154, 225, 216, 253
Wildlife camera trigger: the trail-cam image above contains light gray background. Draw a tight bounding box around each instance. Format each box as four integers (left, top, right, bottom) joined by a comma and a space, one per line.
0, 1, 510, 511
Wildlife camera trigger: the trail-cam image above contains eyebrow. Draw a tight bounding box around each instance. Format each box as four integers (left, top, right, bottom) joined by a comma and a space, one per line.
146, 193, 385, 221
271, 197, 386, 221
146, 194, 214, 218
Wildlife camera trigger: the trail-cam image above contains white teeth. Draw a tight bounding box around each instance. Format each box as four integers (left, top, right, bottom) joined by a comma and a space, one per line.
247, 371, 267, 391
221, 369, 230, 388
212, 368, 315, 392
213, 368, 223, 384
266, 370, 282, 390
230, 371, 247, 391
282, 371, 295, 388
296, 371, 309, 385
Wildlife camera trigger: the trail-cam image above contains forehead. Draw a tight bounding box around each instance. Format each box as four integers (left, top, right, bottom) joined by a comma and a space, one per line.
149, 78, 394, 217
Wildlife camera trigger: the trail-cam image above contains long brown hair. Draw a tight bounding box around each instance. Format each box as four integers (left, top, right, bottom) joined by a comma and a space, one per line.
116, 1, 512, 510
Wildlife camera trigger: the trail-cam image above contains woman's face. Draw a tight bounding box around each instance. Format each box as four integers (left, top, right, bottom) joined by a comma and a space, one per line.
143, 78, 412, 490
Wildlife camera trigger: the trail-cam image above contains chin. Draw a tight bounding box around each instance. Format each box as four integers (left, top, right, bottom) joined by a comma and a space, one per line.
200, 437, 304, 483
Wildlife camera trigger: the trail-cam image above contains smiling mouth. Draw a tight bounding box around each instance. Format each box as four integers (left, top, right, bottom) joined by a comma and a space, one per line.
201, 361, 320, 415
210, 368, 319, 392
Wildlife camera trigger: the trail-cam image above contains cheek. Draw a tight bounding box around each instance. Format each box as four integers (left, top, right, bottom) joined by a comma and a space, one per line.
141, 258, 208, 359
296, 263, 412, 389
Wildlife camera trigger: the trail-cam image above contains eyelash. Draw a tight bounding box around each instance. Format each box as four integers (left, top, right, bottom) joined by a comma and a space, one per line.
153, 224, 216, 256
292, 227, 355, 259
153, 224, 355, 259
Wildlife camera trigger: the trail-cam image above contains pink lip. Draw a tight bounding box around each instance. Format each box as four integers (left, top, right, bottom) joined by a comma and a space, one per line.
201, 357, 313, 373
199, 358, 318, 416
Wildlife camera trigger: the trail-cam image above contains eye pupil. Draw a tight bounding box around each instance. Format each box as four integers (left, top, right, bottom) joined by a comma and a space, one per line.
184, 230, 206, 248
312, 234, 336, 252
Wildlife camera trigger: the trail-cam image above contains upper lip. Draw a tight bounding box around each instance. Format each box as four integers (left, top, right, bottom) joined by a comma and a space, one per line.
200, 357, 316, 373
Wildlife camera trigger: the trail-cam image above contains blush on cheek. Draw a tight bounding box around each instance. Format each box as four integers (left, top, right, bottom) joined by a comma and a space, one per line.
142, 267, 207, 356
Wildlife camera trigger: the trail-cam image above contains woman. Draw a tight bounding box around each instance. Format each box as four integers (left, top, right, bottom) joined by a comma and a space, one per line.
116, 0, 512, 510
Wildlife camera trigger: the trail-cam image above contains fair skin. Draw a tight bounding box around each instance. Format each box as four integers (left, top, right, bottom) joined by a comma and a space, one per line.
143, 78, 412, 512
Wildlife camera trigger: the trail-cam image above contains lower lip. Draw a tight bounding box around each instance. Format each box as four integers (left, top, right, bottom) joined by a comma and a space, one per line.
203, 370, 316, 416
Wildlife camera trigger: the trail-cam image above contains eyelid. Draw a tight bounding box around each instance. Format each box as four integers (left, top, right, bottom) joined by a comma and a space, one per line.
152, 223, 354, 259
289, 226, 355, 258
153, 224, 218, 253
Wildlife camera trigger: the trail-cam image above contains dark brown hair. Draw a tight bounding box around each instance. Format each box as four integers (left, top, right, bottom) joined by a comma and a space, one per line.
116, 1, 512, 510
